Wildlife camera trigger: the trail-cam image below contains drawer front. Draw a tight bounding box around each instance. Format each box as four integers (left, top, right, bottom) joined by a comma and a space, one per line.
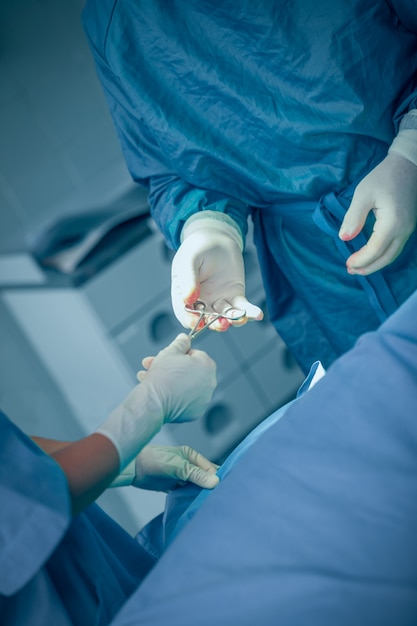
83, 230, 172, 331
248, 344, 305, 415
226, 311, 282, 365
163, 371, 267, 463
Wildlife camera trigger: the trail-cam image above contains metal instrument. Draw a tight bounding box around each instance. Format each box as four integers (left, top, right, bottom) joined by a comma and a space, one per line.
185, 300, 246, 341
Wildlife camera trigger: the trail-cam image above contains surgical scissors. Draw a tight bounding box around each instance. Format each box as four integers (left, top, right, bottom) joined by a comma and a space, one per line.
185, 300, 246, 341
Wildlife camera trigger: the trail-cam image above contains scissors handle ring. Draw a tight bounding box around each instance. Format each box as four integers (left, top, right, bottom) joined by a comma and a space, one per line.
185, 300, 246, 340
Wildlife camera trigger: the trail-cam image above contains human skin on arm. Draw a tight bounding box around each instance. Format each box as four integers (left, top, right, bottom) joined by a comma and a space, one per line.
31, 333, 217, 517
32, 434, 120, 516
32, 435, 220, 516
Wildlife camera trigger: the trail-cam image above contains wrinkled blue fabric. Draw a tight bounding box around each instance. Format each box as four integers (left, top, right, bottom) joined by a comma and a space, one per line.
0, 413, 155, 626
137, 362, 324, 559
111, 289, 417, 626
83, 0, 417, 372
0, 413, 71, 598
136, 402, 295, 560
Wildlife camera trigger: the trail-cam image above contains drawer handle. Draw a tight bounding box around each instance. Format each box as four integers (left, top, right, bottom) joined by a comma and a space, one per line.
204, 403, 233, 435
282, 346, 298, 370
150, 312, 178, 343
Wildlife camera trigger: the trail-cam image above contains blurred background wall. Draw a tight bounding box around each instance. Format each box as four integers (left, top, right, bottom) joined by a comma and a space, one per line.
0, 0, 304, 535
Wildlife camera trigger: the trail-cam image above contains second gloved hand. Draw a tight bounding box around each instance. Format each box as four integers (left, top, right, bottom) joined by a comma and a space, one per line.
97, 333, 217, 470
339, 150, 417, 275
110, 444, 220, 490
133, 444, 219, 491
136, 333, 217, 423
171, 213, 263, 331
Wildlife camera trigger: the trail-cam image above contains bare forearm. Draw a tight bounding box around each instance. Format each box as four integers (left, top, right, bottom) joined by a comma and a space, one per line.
33, 434, 120, 515
52, 434, 120, 515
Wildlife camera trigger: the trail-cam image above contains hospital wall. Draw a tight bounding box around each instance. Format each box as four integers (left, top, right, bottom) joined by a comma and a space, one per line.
0, 1, 304, 535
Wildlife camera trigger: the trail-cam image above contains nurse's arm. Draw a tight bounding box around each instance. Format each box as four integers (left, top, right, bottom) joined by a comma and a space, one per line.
32, 434, 120, 516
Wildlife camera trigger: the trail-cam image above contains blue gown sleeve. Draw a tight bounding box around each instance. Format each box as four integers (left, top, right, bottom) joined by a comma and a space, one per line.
389, 0, 417, 34
82, 3, 249, 250
0, 412, 71, 596
389, 0, 417, 126
110, 289, 417, 626
83, 0, 417, 217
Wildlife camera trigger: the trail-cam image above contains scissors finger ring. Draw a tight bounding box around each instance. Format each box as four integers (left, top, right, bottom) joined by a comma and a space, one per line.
185, 300, 246, 341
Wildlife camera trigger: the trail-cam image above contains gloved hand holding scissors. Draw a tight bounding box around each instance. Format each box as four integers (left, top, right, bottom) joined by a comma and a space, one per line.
97, 333, 217, 471
339, 110, 417, 275
171, 211, 264, 334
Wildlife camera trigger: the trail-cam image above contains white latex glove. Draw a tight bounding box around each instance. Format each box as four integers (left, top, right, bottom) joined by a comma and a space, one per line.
171, 214, 263, 332
339, 152, 417, 276
97, 333, 217, 469
133, 445, 219, 491
110, 445, 220, 490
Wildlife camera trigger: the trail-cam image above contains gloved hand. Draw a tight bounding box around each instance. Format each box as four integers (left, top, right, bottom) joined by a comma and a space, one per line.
133, 444, 219, 491
339, 139, 417, 276
97, 333, 217, 470
171, 213, 264, 332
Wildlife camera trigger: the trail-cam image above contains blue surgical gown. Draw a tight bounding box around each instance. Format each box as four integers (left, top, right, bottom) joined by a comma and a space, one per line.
0, 414, 155, 626
136, 361, 325, 559
110, 286, 417, 626
82, 0, 417, 372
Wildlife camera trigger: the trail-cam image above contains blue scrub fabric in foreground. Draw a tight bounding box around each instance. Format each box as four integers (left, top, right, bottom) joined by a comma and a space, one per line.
137, 361, 325, 560
82, 0, 417, 372
0, 415, 155, 626
111, 289, 417, 626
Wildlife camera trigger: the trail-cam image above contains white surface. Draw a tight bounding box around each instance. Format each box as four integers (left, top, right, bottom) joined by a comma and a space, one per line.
0, 254, 46, 286
2, 288, 134, 431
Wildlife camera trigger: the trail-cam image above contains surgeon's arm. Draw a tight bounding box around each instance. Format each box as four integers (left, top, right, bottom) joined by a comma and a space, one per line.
86, 50, 262, 331
339, 109, 417, 275
32, 433, 120, 515
338, 4, 417, 275
33, 436, 219, 515
100, 75, 263, 330
31, 333, 216, 515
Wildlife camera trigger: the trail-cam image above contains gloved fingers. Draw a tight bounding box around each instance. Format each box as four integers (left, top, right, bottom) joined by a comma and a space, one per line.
346, 202, 405, 274
180, 444, 220, 473
139, 333, 217, 424
177, 446, 220, 489
186, 347, 218, 376
193, 295, 264, 333
136, 356, 155, 380
173, 287, 202, 330
133, 445, 219, 491
136, 336, 191, 382
229, 294, 264, 325
338, 192, 372, 242
136, 370, 147, 382
340, 153, 417, 275
141, 356, 154, 369
171, 227, 250, 332
153, 333, 191, 360
171, 244, 200, 328
205, 300, 241, 331
347, 234, 404, 275
184, 464, 220, 489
